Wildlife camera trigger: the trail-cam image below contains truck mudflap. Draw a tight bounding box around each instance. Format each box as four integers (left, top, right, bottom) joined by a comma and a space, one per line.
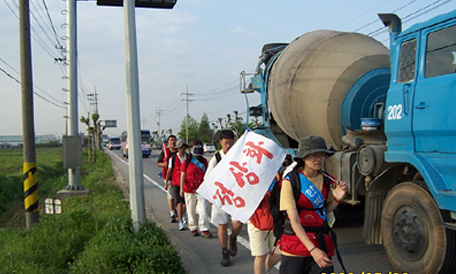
363, 165, 403, 244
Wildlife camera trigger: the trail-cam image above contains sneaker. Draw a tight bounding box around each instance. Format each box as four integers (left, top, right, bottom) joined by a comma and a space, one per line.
178, 221, 185, 231
191, 230, 199, 237
201, 230, 212, 238
183, 216, 188, 224
228, 234, 238, 257
170, 215, 177, 223
220, 248, 230, 267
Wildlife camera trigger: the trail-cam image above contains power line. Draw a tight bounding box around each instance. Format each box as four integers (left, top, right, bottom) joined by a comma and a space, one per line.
336, 0, 396, 29
30, 0, 58, 49
353, 0, 421, 33
0, 57, 65, 106
0, 65, 66, 109
368, 0, 453, 37
41, 0, 64, 50
4, 0, 65, 64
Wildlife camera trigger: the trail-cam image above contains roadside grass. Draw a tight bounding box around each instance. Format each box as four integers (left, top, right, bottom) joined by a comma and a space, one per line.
0, 148, 184, 274
0, 148, 67, 227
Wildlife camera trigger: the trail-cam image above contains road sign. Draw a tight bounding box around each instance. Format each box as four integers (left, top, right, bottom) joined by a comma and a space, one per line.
104, 120, 117, 128
45, 198, 62, 215
97, 0, 177, 9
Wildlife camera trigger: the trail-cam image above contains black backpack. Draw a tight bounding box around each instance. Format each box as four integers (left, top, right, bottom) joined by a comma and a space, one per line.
269, 169, 301, 245
214, 151, 222, 164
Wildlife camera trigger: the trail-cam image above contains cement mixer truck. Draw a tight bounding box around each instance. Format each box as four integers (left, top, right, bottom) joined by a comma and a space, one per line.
241, 10, 456, 274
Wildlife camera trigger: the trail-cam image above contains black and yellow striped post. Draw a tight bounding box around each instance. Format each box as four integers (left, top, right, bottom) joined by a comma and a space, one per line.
23, 163, 39, 227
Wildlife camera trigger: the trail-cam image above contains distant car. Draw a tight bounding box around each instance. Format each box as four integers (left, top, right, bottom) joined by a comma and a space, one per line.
108, 137, 121, 150
203, 143, 216, 154
102, 134, 109, 147
152, 143, 162, 150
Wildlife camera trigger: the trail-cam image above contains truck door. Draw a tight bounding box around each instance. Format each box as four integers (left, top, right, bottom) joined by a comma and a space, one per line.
385, 33, 418, 152
413, 23, 456, 153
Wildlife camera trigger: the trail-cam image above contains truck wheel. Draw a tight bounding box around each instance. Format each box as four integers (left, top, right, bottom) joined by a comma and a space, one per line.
381, 181, 450, 273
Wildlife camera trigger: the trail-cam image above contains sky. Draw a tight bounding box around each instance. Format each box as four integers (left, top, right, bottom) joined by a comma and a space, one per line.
1, 0, 455, 139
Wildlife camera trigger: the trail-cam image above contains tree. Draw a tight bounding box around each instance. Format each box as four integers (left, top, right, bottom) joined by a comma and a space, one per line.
215, 110, 247, 139
226, 110, 245, 138
178, 115, 199, 143
91, 113, 102, 150
80, 115, 96, 163
198, 113, 213, 143
151, 131, 159, 143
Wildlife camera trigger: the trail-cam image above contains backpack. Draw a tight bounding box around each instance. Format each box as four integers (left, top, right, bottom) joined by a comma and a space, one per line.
167, 154, 185, 181
160, 146, 171, 179
269, 169, 302, 245
214, 151, 222, 164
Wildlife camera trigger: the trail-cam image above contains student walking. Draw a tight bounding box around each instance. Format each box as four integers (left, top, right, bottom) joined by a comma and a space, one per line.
278, 135, 346, 274
248, 170, 284, 274
204, 129, 244, 267
157, 135, 178, 223
180, 140, 212, 238
166, 139, 188, 231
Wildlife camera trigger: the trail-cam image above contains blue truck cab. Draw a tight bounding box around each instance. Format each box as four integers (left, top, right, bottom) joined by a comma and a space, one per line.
381, 11, 456, 224
378, 11, 456, 273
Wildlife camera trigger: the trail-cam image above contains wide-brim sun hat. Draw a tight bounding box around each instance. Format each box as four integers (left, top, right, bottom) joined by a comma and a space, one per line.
175, 139, 189, 149
191, 145, 204, 156
294, 135, 334, 160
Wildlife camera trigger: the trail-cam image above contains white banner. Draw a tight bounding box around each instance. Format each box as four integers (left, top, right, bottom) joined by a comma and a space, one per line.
197, 131, 287, 223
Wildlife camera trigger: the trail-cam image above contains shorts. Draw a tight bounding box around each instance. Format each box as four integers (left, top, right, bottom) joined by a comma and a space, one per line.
211, 204, 240, 225
172, 185, 185, 204
279, 255, 334, 274
166, 181, 175, 200
247, 221, 281, 256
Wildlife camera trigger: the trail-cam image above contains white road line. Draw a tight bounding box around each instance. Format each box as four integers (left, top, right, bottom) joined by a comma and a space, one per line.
108, 150, 166, 193
106, 150, 254, 252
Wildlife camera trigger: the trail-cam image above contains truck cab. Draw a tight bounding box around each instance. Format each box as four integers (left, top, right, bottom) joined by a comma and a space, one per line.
381, 11, 456, 222
379, 11, 456, 273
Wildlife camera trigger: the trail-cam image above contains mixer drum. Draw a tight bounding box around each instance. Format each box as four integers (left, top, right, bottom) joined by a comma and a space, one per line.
268, 30, 390, 148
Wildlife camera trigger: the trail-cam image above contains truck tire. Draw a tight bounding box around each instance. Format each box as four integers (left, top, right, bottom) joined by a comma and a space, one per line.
381, 181, 452, 273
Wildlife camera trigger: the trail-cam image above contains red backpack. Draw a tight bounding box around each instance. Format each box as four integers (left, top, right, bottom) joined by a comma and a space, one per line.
161, 144, 170, 179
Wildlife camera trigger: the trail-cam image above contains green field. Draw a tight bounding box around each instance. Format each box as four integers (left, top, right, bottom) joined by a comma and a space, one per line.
0, 148, 184, 273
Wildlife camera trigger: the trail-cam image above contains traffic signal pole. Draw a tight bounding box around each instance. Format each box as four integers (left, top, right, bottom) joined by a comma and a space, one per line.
96, 0, 177, 233
124, 0, 146, 232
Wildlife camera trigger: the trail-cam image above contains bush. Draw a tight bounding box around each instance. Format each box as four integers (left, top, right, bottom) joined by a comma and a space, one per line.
70, 216, 184, 274
0, 149, 184, 274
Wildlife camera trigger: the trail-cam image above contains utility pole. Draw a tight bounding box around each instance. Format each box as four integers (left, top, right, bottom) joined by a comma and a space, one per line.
181, 86, 194, 143
58, 0, 87, 200
19, 0, 39, 228
156, 108, 163, 142
65, 0, 82, 190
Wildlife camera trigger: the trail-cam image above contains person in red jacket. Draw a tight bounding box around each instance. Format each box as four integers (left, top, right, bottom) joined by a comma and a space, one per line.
157, 135, 178, 223
166, 139, 188, 231
180, 140, 212, 238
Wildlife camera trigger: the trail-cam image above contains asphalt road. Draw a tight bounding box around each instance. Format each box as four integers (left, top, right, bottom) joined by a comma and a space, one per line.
106, 149, 397, 274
